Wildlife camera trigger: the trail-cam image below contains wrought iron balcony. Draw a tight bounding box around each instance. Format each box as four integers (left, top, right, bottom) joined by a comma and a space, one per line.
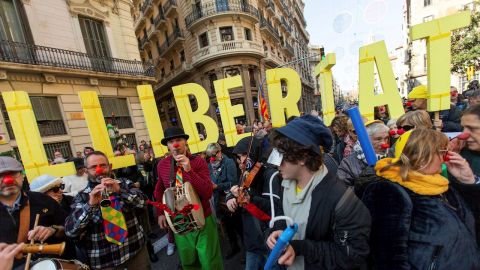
266, 0, 275, 14
163, 0, 177, 17
281, 17, 292, 33
154, 11, 166, 28
140, 35, 150, 49
158, 28, 184, 57
185, 0, 259, 29
260, 17, 280, 42
0, 40, 155, 77
283, 42, 294, 56
141, 0, 153, 14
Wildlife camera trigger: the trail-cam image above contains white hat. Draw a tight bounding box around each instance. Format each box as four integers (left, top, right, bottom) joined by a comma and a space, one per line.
30, 175, 63, 193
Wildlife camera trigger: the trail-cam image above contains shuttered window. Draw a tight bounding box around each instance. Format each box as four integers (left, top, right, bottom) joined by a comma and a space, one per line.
99, 97, 133, 129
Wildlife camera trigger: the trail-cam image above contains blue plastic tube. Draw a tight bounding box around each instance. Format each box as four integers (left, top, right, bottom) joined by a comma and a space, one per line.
347, 107, 377, 166
264, 224, 298, 270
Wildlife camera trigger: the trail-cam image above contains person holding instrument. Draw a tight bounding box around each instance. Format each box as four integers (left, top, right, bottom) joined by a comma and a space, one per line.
226, 136, 283, 270
0, 157, 67, 270
154, 126, 222, 270
64, 151, 150, 270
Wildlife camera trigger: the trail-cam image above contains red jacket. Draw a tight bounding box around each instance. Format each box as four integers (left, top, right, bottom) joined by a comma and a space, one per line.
154, 154, 213, 218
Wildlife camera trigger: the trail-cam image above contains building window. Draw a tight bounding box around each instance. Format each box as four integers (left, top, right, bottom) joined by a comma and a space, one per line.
78, 16, 110, 57
249, 68, 256, 87
216, 0, 229, 12
99, 98, 133, 129
244, 28, 252, 41
0, 96, 67, 139
0, 0, 28, 43
161, 68, 165, 77
170, 60, 175, 71
199, 32, 209, 48
180, 50, 185, 62
14, 141, 73, 161
208, 73, 218, 92
219, 26, 234, 42
122, 133, 137, 147
423, 15, 434, 22
424, 0, 431, 6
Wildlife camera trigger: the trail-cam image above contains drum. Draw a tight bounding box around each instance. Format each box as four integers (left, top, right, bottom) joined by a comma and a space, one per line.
31, 259, 89, 270
163, 181, 205, 234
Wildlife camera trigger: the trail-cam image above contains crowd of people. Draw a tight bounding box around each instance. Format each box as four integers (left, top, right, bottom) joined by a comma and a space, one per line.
0, 82, 479, 270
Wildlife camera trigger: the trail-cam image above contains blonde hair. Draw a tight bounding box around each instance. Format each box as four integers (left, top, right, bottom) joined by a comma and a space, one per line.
396, 110, 432, 129
381, 128, 448, 180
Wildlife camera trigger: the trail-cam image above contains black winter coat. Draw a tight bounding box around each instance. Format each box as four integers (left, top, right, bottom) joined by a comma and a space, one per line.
276, 169, 371, 270
363, 179, 480, 270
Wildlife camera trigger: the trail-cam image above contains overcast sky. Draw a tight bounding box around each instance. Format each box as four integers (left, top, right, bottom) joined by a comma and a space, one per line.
304, 0, 404, 94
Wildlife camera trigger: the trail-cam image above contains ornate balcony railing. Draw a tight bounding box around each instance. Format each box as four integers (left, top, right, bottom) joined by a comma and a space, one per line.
281, 17, 292, 32
284, 42, 294, 55
260, 17, 280, 41
163, 0, 177, 15
154, 11, 166, 27
0, 40, 155, 77
192, 40, 263, 66
141, 0, 152, 13
158, 28, 184, 56
185, 0, 259, 28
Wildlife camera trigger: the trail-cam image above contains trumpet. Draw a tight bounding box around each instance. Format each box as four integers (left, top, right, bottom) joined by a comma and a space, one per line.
100, 187, 112, 207
21, 242, 65, 255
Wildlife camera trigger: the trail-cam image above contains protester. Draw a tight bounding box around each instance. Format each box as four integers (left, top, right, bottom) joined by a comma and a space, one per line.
338, 120, 390, 195
154, 127, 222, 269
218, 133, 234, 160
363, 128, 480, 269
62, 157, 88, 196
226, 136, 283, 269
396, 109, 433, 130
0, 157, 67, 269
205, 143, 241, 259
330, 114, 351, 162
469, 90, 480, 107
448, 104, 480, 244
83, 147, 94, 157
52, 150, 66, 164
65, 151, 150, 270
267, 115, 371, 269
75, 151, 83, 159
30, 175, 73, 214
408, 86, 462, 131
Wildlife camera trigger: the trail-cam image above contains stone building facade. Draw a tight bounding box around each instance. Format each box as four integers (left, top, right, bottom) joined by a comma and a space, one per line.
132, 0, 315, 129
0, 0, 155, 159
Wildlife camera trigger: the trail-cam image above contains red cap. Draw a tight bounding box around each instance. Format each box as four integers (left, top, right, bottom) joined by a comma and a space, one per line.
2, 175, 14, 185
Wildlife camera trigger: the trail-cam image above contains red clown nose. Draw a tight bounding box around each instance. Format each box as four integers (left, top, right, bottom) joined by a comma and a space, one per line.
406, 101, 412, 107
210, 157, 216, 163
2, 175, 14, 185
95, 165, 104, 175
397, 129, 405, 135
173, 143, 180, 148
389, 130, 396, 136
456, 132, 470, 140
381, 143, 390, 149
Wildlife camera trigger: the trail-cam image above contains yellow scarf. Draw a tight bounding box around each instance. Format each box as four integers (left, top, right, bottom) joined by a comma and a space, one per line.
374, 158, 449, 195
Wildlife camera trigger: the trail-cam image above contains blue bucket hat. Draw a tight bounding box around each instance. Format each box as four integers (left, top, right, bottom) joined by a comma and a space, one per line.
30, 175, 63, 193
276, 114, 333, 155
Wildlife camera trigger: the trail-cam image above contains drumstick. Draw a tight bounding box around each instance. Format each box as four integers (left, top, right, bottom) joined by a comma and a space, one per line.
24, 214, 40, 270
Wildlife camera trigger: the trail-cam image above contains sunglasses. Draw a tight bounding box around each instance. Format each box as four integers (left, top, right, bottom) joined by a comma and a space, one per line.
397, 125, 414, 132
48, 184, 65, 193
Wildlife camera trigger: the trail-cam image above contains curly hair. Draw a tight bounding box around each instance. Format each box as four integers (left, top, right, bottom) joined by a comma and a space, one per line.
271, 131, 323, 172
330, 114, 349, 137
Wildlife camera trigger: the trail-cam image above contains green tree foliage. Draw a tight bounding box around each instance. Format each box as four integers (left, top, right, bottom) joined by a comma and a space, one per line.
451, 9, 480, 74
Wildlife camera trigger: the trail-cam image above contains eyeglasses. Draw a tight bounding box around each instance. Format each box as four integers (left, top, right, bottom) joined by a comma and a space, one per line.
397, 125, 414, 132
49, 184, 65, 193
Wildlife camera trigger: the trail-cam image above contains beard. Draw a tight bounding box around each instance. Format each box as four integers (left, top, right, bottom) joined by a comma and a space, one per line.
0, 185, 21, 197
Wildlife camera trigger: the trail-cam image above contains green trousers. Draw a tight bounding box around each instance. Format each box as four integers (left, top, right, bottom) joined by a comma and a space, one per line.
174, 215, 223, 270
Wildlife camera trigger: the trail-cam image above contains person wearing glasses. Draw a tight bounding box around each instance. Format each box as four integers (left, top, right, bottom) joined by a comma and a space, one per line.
363, 128, 480, 269
30, 175, 73, 214
0, 157, 67, 270
338, 120, 390, 196
205, 143, 241, 260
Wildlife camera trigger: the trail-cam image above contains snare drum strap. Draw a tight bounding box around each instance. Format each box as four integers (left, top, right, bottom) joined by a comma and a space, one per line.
16, 197, 30, 259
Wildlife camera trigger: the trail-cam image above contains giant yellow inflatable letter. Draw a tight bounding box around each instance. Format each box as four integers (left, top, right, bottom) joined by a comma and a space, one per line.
137, 85, 168, 157
410, 11, 471, 112
214, 76, 251, 146
79, 91, 135, 169
358, 41, 404, 120
172, 83, 219, 153
2, 91, 75, 180
266, 68, 301, 128
314, 53, 336, 126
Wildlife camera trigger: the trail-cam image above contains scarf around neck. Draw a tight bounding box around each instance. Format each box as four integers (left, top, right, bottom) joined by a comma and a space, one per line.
374, 158, 449, 195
